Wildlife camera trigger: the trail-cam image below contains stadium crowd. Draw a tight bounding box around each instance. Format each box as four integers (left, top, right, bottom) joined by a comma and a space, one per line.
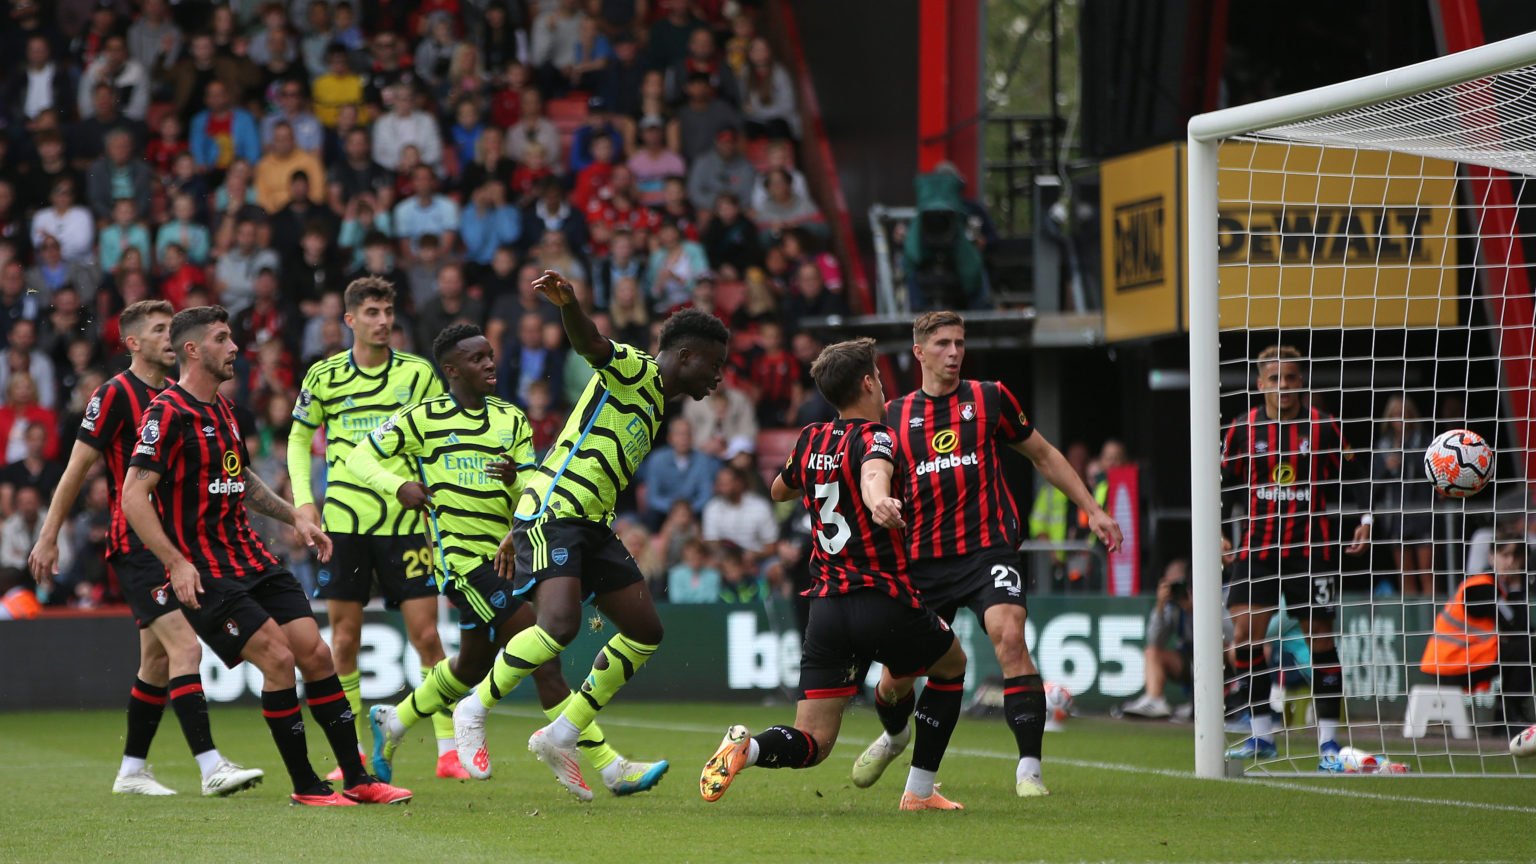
0, 0, 859, 611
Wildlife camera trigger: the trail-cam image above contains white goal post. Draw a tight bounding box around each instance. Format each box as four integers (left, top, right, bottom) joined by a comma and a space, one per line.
1188, 32, 1536, 779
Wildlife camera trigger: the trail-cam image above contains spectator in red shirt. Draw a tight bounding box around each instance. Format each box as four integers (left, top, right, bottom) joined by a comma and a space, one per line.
155, 242, 206, 309
747, 320, 798, 427
0, 372, 59, 463
144, 113, 188, 179
666, 26, 739, 106
524, 379, 562, 454
572, 134, 619, 211
509, 141, 556, 204
488, 60, 530, 129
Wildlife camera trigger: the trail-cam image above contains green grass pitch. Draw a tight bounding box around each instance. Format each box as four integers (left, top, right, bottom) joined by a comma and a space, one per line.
4, 701, 1534, 864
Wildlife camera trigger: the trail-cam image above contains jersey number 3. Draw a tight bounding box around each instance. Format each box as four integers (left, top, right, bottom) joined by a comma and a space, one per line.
813, 482, 851, 555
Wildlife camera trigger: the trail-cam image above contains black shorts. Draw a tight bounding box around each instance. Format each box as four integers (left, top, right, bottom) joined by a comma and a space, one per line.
113, 547, 178, 629
798, 590, 956, 699
183, 568, 314, 668
1225, 554, 1339, 622
510, 518, 644, 602
908, 546, 1029, 629
315, 533, 438, 608
443, 561, 525, 638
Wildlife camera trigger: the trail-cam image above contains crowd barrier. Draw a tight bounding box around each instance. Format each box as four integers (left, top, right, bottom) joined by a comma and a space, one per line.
0, 596, 1442, 716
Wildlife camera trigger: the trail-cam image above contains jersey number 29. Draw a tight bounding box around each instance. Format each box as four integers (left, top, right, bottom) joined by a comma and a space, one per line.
813, 482, 851, 555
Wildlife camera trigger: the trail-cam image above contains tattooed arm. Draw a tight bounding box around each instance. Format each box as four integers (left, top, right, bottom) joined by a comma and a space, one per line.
242, 469, 299, 525
244, 469, 334, 562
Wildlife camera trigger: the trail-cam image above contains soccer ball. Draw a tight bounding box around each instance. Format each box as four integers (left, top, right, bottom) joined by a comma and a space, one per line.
1337, 747, 1381, 773
1512, 724, 1536, 757
1044, 682, 1073, 725
1423, 429, 1494, 498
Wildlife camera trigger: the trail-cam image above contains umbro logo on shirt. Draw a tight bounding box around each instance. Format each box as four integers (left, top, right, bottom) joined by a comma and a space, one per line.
203, 426, 216, 437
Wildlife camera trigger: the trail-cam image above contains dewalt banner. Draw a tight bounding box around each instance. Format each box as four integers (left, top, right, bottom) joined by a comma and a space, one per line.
1101, 142, 1184, 342
1099, 142, 1460, 341
1213, 142, 1459, 329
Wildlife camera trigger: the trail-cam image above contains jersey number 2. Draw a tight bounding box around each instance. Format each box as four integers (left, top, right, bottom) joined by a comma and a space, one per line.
813, 482, 851, 555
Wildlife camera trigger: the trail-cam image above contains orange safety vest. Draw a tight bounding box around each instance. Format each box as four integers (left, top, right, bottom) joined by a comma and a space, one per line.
0, 587, 41, 620
1420, 574, 1500, 676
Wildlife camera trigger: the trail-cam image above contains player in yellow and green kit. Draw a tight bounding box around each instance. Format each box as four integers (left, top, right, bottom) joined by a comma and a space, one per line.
287, 277, 462, 779
349, 323, 668, 795
453, 270, 729, 801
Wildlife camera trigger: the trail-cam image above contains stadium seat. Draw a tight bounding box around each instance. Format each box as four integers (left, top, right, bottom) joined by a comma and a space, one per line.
755, 428, 801, 487
1401, 684, 1474, 740
548, 96, 590, 134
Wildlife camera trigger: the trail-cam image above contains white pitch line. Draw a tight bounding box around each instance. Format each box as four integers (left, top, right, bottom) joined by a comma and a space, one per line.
493, 705, 1536, 814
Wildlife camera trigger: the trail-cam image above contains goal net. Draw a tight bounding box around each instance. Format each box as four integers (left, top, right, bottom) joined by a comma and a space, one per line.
1187, 34, 1536, 778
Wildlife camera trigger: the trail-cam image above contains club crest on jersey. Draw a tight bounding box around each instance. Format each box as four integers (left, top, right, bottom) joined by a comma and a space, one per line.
153, 585, 169, 606
490, 590, 508, 609
140, 419, 160, 445
85, 396, 102, 422
499, 430, 517, 450
552, 548, 569, 566
960, 402, 975, 421
317, 569, 331, 587
224, 619, 240, 638
394, 386, 412, 404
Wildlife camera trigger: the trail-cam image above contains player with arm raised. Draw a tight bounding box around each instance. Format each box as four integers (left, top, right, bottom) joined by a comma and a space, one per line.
1219, 344, 1371, 769
452, 270, 728, 801
851, 310, 1123, 798
287, 277, 460, 780
699, 338, 970, 811
121, 305, 411, 807
353, 324, 669, 795
28, 300, 263, 798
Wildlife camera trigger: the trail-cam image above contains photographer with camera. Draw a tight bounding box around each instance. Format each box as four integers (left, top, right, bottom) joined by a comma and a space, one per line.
1120, 560, 1194, 720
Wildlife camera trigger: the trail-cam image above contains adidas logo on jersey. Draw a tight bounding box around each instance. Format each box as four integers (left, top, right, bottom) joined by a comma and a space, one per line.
448, 433, 461, 444
207, 478, 248, 495
914, 451, 978, 476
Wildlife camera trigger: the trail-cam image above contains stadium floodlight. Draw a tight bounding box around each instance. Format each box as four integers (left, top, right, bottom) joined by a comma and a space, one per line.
1188, 32, 1536, 779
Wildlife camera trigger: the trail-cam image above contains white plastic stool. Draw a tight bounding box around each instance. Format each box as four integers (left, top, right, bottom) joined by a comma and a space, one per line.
1402, 684, 1473, 739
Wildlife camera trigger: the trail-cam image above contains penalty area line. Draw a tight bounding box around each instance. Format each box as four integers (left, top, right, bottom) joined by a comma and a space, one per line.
491, 706, 1536, 815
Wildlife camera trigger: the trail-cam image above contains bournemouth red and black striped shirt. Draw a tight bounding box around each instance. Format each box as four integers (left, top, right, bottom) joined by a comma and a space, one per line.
129, 384, 280, 579
779, 419, 922, 608
75, 370, 169, 558
1221, 405, 1357, 563
886, 380, 1033, 560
